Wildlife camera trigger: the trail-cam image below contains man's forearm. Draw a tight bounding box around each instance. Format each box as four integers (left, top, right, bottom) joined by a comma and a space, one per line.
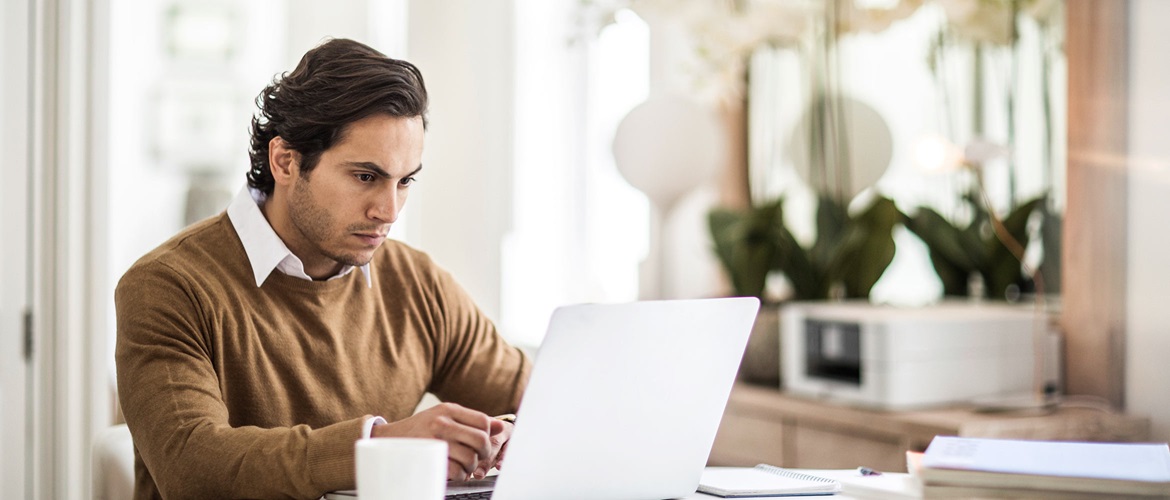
128, 416, 365, 500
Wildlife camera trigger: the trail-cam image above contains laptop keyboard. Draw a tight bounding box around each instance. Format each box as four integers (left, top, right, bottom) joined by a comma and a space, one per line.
446, 492, 493, 499
444, 475, 497, 498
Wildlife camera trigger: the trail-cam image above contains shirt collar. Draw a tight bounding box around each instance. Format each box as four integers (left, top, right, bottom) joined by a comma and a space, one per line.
226, 186, 372, 288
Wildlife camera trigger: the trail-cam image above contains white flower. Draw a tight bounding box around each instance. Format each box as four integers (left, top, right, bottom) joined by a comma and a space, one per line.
1023, 0, 1062, 27
934, 0, 1059, 46
581, 0, 927, 99
936, 0, 1015, 45
643, 0, 818, 99
836, 0, 926, 35
743, 0, 816, 45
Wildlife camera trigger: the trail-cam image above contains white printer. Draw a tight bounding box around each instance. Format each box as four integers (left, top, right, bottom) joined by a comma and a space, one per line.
781, 301, 1056, 410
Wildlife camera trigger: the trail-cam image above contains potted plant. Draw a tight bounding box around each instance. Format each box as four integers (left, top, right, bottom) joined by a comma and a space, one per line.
906, 190, 1045, 300
709, 193, 903, 385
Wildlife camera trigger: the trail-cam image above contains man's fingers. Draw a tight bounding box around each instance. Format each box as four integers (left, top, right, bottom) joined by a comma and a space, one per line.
491, 423, 514, 470
431, 415, 492, 462
447, 459, 469, 481
405, 403, 501, 477
446, 441, 481, 476
495, 442, 508, 470
426, 403, 495, 459
435, 403, 494, 432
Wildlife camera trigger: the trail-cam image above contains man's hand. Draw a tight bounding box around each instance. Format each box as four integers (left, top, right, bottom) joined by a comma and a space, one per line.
371, 403, 512, 481
475, 419, 513, 479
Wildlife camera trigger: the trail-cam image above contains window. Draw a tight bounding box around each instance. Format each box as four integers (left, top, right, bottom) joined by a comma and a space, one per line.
502, 6, 650, 347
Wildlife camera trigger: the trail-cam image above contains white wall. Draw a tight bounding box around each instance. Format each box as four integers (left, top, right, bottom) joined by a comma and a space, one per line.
0, 0, 32, 494
284, 0, 407, 67
285, 0, 365, 65
406, 0, 515, 322
1126, 0, 1170, 443
502, 0, 592, 345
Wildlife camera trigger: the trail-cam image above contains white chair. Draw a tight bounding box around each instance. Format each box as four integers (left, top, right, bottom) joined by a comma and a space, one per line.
92, 424, 135, 500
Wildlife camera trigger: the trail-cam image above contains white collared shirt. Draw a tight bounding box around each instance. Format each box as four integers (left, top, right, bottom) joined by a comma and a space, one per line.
226, 186, 373, 288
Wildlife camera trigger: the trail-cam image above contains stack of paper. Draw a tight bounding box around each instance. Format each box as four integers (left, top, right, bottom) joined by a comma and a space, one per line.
918, 436, 1170, 498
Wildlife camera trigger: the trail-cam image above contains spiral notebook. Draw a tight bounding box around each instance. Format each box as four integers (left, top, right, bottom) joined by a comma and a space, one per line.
698, 465, 841, 497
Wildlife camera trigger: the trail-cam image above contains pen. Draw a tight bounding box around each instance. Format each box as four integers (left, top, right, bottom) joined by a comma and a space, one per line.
857, 466, 882, 476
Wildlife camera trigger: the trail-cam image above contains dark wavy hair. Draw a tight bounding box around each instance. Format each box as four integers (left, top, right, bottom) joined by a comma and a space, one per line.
247, 38, 429, 195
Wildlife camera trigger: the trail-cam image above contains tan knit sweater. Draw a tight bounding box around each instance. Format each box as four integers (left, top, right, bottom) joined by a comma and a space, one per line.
115, 214, 530, 500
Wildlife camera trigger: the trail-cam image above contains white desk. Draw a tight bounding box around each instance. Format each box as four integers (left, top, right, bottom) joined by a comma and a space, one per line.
327, 469, 918, 499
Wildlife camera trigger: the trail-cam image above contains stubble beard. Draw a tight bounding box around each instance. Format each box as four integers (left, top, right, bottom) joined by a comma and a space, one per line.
288, 177, 374, 269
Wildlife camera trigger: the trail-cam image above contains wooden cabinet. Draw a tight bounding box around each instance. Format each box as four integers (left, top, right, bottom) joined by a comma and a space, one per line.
709, 384, 1150, 472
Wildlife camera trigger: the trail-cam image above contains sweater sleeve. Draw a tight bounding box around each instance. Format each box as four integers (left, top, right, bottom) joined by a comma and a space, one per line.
115, 260, 362, 500
426, 265, 532, 415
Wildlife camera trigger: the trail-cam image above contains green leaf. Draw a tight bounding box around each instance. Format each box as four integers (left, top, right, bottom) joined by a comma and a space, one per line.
1004, 196, 1044, 242
839, 197, 901, 298
707, 194, 903, 302
707, 199, 796, 299
774, 212, 826, 300
906, 208, 979, 270
811, 194, 849, 270
929, 250, 972, 296
708, 209, 749, 297
708, 207, 771, 298
982, 196, 1044, 298
907, 194, 1047, 300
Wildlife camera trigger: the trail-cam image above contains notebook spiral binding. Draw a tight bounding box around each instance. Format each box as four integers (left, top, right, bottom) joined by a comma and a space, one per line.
754, 464, 837, 484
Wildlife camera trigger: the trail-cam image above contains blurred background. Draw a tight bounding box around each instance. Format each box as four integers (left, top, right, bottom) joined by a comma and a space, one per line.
107, 0, 1070, 349
2, 0, 1169, 498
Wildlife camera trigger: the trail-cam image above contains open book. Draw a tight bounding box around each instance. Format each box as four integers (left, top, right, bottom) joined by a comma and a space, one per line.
919, 436, 1170, 497
698, 465, 841, 497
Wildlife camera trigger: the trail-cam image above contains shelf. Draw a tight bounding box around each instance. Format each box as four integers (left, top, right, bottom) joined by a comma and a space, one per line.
709, 383, 1150, 472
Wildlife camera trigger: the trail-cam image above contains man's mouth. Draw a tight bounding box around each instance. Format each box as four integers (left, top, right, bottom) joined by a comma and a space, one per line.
354, 232, 387, 246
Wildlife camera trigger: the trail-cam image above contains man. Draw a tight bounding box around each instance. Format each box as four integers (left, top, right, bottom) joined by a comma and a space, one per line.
116, 38, 531, 500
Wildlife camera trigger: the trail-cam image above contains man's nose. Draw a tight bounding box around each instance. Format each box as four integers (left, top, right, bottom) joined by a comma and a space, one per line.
369, 186, 401, 223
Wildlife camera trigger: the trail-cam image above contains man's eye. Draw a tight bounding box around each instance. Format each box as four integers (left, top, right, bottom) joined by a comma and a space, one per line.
400, 176, 417, 187
356, 173, 375, 183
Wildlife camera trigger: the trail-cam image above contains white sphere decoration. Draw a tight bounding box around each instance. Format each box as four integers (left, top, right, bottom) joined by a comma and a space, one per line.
787, 94, 893, 200
612, 95, 725, 210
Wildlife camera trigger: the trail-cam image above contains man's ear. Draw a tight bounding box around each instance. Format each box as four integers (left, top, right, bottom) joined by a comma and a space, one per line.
268, 136, 300, 186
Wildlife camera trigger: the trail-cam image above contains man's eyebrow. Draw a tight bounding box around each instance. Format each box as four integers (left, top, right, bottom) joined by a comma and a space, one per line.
343, 162, 423, 179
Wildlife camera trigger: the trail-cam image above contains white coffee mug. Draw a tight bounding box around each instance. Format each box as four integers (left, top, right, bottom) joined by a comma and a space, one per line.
356, 438, 448, 500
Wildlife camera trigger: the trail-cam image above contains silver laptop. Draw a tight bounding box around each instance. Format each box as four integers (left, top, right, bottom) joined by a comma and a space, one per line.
330, 297, 759, 500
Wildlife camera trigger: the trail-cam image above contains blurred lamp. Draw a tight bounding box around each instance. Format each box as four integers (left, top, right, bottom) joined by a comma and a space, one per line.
913, 134, 965, 174
612, 95, 725, 299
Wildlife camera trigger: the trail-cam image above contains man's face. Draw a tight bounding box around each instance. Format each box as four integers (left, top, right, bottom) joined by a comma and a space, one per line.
278, 114, 424, 278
